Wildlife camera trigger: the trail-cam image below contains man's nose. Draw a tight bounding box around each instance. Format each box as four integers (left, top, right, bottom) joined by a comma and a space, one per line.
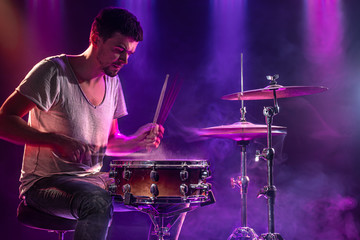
118, 52, 128, 64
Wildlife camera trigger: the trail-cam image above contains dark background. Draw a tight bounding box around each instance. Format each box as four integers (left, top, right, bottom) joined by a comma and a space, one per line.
1, 0, 359, 239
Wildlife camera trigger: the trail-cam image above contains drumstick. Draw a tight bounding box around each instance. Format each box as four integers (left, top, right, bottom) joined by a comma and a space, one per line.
157, 76, 182, 125
153, 74, 169, 124
158, 87, 174, 125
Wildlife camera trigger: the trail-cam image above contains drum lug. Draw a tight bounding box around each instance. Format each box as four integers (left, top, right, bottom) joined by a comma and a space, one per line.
109, 169, 118, 178
123, 168, 132, 181
180, 169, 189, 181
200, 170, 210, 180
190, 183, 212, 192
180, 184, 189, 197
108, 184, 117, 194
150, 169, 159, 182
122, 184, 131, 193
150, 183, 159, 197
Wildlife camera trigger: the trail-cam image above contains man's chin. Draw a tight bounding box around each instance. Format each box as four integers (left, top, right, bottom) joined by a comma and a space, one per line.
104, 68, 120, 77
106, 72, 118, 77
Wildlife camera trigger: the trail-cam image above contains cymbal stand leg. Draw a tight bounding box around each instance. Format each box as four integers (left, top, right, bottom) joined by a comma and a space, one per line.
228, 140, 259, 240
256, 89, 284, 240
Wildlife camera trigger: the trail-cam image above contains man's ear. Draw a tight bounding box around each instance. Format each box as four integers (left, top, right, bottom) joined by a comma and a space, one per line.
90, 32, 100, 46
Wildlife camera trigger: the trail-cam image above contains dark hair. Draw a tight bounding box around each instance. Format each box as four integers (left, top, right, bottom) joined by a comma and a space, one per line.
90, 7, 143, 43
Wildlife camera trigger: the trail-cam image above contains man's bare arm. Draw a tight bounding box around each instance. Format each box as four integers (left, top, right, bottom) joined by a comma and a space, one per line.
0, 91, 93, 162
107, 119, 164, 156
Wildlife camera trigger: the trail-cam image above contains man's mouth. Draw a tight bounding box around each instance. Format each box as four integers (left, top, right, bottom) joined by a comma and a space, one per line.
112, 64, 122, 70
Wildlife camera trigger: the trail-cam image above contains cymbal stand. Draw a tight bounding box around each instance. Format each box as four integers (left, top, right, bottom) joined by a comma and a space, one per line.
228, 53, 259, 240
255, 75, 284, 240
228, 139, 259, 240
227, 103, 259, 240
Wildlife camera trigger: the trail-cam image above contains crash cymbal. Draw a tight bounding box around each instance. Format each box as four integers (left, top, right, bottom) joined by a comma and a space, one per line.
199, 121, 286, 141
222, 85, 328, 101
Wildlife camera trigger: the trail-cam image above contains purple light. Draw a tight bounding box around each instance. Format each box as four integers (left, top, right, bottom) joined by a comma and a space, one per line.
25, 0, 65, 56
304, 0, 344, 87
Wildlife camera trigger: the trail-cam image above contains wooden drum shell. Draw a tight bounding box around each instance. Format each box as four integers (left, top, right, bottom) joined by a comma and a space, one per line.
109, 159, 210, 199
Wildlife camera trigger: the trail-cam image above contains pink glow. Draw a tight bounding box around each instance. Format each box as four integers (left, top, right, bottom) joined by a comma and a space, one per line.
304, 0, 344, 87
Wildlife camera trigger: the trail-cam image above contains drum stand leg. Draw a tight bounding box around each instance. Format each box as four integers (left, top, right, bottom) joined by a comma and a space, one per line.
149, 213, 181, 240
138, 205, 193, 240
228, 140, 259, 240
256, 87, 284, 240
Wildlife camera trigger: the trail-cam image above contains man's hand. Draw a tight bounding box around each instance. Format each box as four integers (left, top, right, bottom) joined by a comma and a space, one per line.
49, 133, 95, 165
133, 123, 164, 151
106, 123, 164, 156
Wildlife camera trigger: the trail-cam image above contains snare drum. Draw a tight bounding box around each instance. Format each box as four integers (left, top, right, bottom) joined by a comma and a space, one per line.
108, 159, 212, 205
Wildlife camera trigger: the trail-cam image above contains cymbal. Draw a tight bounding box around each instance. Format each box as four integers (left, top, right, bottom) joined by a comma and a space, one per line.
222, 85, 328, 101
199, 121, 286, 141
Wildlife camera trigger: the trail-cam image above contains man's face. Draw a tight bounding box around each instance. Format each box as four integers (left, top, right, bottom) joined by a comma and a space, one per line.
95, 32, 139, 77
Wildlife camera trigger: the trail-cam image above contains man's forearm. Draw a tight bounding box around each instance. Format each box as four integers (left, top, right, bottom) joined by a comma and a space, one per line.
106, 133, 141, 156
0, 114, 54, 146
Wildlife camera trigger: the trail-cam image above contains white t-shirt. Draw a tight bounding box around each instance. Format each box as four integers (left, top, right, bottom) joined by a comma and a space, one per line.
16, 54, 127, 195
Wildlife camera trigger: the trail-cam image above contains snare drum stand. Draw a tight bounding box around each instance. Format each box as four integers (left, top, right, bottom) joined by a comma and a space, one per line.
138, 198, 214, 240
138, 204, 192, 240
228, 108, 259, 240
256, 76, 284, 240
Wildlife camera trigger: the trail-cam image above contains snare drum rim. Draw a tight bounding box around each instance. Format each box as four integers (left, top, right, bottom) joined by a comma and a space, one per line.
110, 159, 209, 169
130, 195, 209, 205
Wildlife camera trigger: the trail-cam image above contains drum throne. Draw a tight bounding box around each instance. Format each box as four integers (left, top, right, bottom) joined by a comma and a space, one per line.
17, 200, 77, 240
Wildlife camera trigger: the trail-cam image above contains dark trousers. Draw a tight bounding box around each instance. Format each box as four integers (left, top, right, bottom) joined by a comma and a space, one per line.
24, 174, 186, 240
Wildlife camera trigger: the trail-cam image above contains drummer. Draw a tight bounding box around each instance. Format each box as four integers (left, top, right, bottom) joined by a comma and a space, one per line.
0, 7, 172, 240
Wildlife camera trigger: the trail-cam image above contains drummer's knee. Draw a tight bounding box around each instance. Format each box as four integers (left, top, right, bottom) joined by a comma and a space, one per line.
76, 189, 113, 220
